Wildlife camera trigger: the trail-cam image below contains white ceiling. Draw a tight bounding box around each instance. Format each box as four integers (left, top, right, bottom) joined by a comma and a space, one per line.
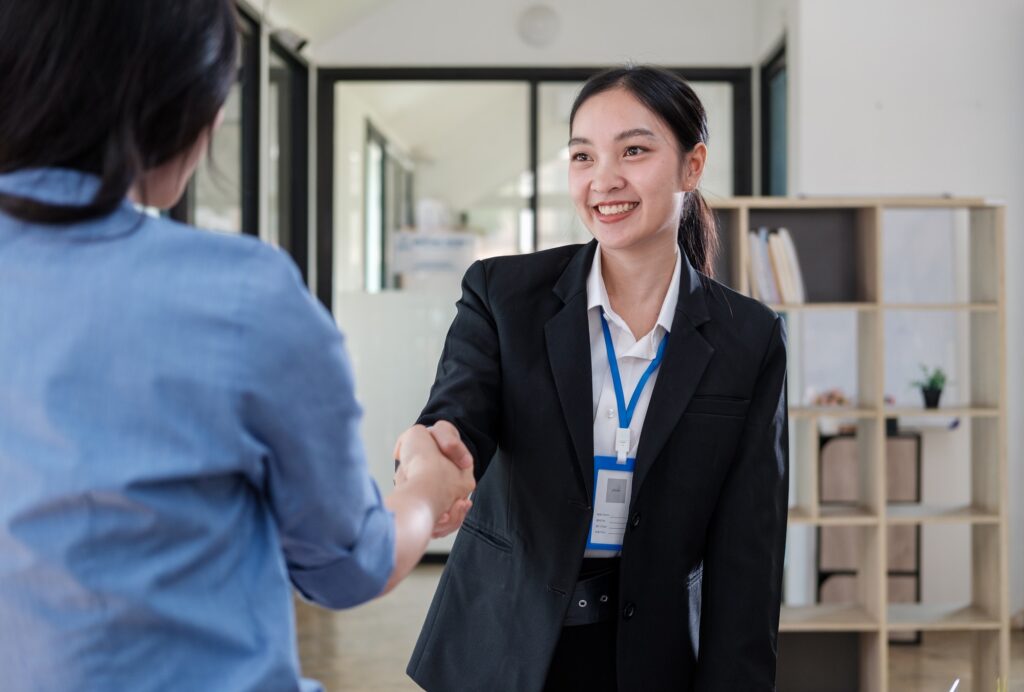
262, 0, 395, 46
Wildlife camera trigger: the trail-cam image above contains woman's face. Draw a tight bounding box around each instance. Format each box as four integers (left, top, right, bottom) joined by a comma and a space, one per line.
569, 87, 699, 254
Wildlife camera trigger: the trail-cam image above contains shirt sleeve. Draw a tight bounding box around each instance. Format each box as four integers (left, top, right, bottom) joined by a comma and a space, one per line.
236, 243, 394, 609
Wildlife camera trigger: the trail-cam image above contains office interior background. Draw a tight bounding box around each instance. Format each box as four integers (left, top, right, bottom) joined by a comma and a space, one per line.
175, 0, 1024, 689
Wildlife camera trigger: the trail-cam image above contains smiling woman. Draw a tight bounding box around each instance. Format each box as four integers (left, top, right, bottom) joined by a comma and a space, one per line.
401, 65, 789, 692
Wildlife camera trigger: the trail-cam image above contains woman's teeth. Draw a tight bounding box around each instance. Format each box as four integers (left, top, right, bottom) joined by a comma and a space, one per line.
597, 202, 638, 215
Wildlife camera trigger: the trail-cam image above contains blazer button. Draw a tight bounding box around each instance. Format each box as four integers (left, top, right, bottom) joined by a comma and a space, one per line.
622, 603, 636, 620
631, 512, 641, 529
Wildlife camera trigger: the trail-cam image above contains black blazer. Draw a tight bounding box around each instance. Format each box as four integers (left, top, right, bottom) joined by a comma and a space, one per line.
408, 240, 788, 691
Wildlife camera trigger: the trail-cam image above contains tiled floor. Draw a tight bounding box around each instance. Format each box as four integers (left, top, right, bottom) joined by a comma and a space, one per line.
296, 565, 1023, 691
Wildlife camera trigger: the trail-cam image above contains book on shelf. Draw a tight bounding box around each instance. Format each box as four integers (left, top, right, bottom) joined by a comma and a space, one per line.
747, 226, 806, 305
778, 228, 806, 303
748, 227, 780, 304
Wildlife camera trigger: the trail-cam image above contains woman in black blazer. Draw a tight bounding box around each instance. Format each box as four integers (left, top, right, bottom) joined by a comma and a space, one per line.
406, 65, 788, 691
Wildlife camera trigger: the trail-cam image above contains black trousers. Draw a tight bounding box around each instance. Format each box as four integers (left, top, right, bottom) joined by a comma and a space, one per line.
543, 558, 619, 691
542, 620, 617, 692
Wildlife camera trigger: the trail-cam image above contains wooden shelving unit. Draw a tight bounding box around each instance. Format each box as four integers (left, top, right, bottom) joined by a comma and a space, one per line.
711, 197, 1010, 692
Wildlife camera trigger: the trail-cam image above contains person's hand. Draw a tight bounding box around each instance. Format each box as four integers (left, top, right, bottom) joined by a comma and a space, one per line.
393, 421, 474, 536
425, 421, 473, 537
393, 425, 475, 524
426, 420, 473, 471
430, 496, 472, 538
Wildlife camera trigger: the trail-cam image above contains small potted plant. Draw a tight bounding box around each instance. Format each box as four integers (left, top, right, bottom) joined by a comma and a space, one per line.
911, 364, 947, 409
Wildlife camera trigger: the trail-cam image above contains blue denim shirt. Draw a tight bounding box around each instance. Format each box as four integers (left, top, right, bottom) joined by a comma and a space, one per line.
0, 169, 394, 691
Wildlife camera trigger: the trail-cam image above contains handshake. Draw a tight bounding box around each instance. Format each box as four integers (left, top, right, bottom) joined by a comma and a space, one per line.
392, 421, 476, 539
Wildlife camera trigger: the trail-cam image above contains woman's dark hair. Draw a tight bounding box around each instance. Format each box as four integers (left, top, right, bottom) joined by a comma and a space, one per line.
570, 65, 719, 277
0, 0, 239, 224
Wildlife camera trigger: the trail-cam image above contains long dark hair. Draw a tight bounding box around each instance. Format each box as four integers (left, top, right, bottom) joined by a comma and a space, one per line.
569, 65, 719, 277
0, 0, 239, 224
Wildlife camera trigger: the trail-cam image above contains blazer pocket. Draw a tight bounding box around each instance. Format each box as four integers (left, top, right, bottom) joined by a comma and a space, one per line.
685, 395, 751, 419
460, 517, 513, 553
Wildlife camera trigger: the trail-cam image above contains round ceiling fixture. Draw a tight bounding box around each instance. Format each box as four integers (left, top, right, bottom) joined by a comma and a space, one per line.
517, 5, 560, 48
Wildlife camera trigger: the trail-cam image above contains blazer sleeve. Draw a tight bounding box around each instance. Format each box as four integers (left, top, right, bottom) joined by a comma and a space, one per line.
694, 315, 789, 691
417, 260, 502, 479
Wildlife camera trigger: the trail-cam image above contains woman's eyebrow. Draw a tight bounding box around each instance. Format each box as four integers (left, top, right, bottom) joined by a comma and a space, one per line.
568, 128, 658, 147
615, 128, 657, 141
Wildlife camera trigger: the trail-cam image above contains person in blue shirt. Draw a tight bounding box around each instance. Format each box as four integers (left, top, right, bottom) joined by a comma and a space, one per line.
0, 1, 475, 690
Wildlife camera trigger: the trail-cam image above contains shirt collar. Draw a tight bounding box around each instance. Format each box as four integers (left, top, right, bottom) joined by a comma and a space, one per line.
0, 167, 146, 237
586, 243, 681, 348
0, 168, 105, 206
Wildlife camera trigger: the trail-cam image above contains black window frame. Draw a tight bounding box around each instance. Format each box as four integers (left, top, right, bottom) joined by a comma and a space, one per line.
760, 42, 787, 196
268, 35, 310, 280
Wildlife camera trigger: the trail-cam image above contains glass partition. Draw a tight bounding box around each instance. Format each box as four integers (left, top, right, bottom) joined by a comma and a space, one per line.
332, 81, 531, 296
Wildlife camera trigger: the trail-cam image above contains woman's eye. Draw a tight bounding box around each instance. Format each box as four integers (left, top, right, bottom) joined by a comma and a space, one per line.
624, 146, 645, 156
571, 152, 591, 162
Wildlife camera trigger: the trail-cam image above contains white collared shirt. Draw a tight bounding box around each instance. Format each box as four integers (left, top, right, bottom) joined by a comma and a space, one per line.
584, 245, 681, 557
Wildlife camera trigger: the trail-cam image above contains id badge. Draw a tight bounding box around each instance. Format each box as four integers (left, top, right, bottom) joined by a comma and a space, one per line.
586, 455, 635, 551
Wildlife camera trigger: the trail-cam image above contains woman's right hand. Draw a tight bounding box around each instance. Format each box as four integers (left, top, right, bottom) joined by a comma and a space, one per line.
393, 424, 475, 523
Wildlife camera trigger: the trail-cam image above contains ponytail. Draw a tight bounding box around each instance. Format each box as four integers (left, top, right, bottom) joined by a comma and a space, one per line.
679, 188, 718, 278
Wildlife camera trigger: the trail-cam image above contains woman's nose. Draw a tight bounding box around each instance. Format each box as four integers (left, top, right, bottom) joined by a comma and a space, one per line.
589, 160, 625, 194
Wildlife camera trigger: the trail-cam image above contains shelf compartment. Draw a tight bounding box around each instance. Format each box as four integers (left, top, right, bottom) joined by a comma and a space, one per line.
888, 630, 1007, 692
886, 604, 999, 631
710, 206, 745, 291
819, 421, 886, 515
792, 308, 882, 411
884, 418, 1002, 517
749, 206, 879, 304
880, 207, 1002, 306
884, 307, 1000, 411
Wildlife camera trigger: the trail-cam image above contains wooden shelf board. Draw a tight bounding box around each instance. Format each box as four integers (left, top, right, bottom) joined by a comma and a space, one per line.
882, 302, 998, 312
885, 407, 999, 418
780, 604, 878, 632
817, 505, 878, 525
886, 504, 999, 525
788, 506, 877, 526
790, 406, 878, 419
710, 196, 995, 209
887, 604, 1000, 631
788, 506, 814, 523
769, 302, 878, 312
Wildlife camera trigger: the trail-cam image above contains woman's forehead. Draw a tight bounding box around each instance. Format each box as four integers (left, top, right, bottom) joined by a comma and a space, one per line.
571, 88, 670, 140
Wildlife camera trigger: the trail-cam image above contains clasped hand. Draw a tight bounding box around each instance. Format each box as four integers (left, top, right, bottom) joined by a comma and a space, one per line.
393, 421, 475, 538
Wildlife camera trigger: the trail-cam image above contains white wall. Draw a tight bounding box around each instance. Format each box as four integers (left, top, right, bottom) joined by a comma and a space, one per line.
312, 0, 760, 66
788, 0, 1024, 614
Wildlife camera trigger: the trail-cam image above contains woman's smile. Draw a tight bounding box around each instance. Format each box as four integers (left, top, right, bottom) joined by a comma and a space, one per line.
593, 200, 640, 222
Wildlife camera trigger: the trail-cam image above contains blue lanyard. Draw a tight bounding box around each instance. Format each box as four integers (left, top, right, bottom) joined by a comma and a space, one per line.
600, 311, 668, 432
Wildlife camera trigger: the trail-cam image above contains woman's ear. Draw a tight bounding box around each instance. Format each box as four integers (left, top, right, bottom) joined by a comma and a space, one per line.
683, 142, 708, 191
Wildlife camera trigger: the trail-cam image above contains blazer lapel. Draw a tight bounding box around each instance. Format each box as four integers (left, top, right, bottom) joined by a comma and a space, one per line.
631, 253, 715, 504
545, 241, 598, 501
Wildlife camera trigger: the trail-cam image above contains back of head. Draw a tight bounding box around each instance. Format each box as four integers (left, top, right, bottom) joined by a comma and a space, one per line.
570, 65, 719, 277
0, 0, 238, 224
